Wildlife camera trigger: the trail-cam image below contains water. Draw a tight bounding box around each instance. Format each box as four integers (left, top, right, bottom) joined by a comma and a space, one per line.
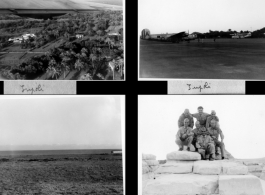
0, 149, 121, 156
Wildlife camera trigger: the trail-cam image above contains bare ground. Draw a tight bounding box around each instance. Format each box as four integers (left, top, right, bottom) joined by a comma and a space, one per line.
0, 154, 123, 195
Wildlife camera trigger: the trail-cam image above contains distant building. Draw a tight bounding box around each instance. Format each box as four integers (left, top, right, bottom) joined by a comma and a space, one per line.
108, 30, 121, 41
13, 37, 23, 43
22, 34, 36, 40
75, 32, 84, 39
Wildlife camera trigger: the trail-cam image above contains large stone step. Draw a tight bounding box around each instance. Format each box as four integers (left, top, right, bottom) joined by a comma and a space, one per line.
155, 160, 248, 175
143, 174, 265, 195
219, 175, 264, 195
143, 174, 219, 195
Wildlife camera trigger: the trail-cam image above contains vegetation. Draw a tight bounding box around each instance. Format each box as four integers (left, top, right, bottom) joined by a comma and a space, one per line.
0, 10, 124, 80
194, 28, 265, 38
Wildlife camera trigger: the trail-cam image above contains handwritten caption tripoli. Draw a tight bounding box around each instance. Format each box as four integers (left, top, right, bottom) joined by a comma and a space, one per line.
4, 81, 76, 94
168, 80, 245, 94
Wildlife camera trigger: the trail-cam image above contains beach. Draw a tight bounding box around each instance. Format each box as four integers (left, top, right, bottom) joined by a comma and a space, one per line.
0, 153, 123, 194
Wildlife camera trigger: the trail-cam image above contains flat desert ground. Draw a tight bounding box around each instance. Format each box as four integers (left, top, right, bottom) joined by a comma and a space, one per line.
140, 38, 265, 79
0, 153, 123, 195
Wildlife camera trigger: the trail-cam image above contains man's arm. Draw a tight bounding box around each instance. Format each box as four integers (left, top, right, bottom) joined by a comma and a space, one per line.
206, 116, 211, 129
190, 116, 194, 128
216, 116, 219, 122
219, 129, 224, 142
176, 129, 182, 140
178, 115, 183, 128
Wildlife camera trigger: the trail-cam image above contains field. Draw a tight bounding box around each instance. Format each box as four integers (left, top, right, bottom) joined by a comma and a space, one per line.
0, 153, 123, 195
140, 38, 265, 80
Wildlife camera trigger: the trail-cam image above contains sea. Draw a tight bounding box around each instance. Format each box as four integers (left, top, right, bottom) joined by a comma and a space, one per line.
0, 149, 122, 156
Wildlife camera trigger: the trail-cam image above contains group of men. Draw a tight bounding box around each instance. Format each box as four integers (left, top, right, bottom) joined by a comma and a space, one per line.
176, 106, 225, 161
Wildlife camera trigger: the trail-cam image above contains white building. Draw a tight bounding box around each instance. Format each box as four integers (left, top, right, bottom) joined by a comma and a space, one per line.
22, 34, 36, 40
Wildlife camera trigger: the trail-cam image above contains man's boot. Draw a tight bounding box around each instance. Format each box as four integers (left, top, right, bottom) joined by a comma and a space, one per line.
187, 147, 190, 151
179, 147, 183, 151
209, 154, 215, 161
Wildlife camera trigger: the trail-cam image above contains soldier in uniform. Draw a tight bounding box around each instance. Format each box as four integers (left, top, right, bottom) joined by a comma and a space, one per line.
175, 118, 194, 151
196, 128, 215, 161
208, 119, 225, 160
192, 121, 207, 152
192, 106, 210, 127
178, 109, 194, 128
206, 110, 219, 128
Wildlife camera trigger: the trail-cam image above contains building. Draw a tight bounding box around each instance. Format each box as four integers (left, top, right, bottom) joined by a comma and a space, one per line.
22, 34, 36, 40
108, 31, 121, 41
75, 32, 84, 39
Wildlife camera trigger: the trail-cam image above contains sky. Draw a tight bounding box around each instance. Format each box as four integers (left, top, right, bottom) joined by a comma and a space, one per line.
0, 95, 123, 150
138, 0, 265, 34
139, 95, 265, 160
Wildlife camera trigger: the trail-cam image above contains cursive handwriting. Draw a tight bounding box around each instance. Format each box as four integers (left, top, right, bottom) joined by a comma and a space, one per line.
20, 84, 44, 94
187, 82, 211, 92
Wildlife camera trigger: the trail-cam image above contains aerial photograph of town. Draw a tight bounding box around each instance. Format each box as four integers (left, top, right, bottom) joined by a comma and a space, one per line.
0, 0, 124, 80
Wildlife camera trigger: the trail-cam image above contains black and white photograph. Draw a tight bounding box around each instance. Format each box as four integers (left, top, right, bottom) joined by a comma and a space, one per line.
0, 0, 124, 81
0, 95, 124, 194
139, 0, 265, 80
139, 95, 265, 195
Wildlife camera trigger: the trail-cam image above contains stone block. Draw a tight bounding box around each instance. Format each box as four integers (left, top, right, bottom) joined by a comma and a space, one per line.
145, 160, 159, 166
143, 154, 156, 160
166, 151, 201, 161
222, 162, 248, 175
219, 175, 263, 195
155, 161, 193, 174
193, 161, 221, 175
143, 174, 218, 195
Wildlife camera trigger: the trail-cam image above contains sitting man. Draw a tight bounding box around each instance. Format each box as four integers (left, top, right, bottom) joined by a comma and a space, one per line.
192, 121, 207, 152
196, 128, 215, 161
206, 110, 219, 128
178, 109, 194, 128
175, 118, 194, 151
208, 119, 225, 160
192, 106, 210, 128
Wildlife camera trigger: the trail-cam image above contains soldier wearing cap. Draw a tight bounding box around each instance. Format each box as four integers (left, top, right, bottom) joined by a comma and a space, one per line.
175, 118, 194, 151
192, 106, 210, 127
208, 119, 225, 160
192, 121, 207, 152
196, 127, 215, 161
206, 110, 219, 129
178, 109, 194, 128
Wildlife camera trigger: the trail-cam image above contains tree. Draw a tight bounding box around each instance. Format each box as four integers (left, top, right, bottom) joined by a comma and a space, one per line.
46, 66, 60, 79
108, 60, 116, 80
89, 53, 97, 70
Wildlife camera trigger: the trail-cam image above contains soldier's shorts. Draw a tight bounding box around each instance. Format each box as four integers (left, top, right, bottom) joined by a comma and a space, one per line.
176, 136, 193, 148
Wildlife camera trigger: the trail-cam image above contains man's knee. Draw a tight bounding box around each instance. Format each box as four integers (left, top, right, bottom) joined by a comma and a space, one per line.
187, 136, 193, 142
176, 139, 182, 146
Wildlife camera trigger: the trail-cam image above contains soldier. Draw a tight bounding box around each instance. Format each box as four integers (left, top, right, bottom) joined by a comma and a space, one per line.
208, 119, 225, 160
206, 110, 220, 129
175, 118, 194, 151
192, 106, 210, 127
196, 128, 215, 161
178, 109, 194, 128
192, 121, 207, 152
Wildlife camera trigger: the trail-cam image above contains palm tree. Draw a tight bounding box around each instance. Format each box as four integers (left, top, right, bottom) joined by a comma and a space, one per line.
74, 59, 85, 71
108, 60, 115, 80
89, 53, 97, 69
105, 37, 112, 54
46, 66, 60, 79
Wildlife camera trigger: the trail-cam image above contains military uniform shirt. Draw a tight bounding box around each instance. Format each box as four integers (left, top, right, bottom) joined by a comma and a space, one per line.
192, 126, 207, 138
206, 115, 219, 128
196, 135, 214, 149
192, 112, 210, 126
178, 113, 194, 128
176, 126, 194, 141
208, 127, 223, 141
